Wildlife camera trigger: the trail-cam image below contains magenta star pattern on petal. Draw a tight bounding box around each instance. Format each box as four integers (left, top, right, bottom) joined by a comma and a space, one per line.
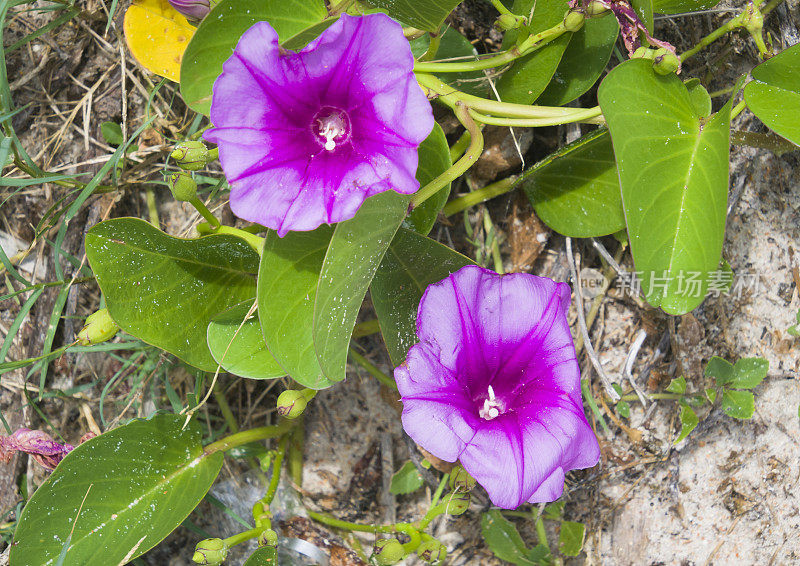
204, 14, 434, 237
394, 266, 600, 509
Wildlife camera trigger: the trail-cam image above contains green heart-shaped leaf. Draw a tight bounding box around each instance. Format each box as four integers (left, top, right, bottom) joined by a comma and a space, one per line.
313, 191, 410, 382
537, 13, 619, 107
521, 128, 624, 237
371, 228, 474, 365
365, 0, 462, 31
599, 59, 731, 315
496, 0, 573, 104
744, 44, 800, 146
207, 301, 285, 379
11, 414, 223, 565
258, 226, 333, 389
85, 218, 259, 371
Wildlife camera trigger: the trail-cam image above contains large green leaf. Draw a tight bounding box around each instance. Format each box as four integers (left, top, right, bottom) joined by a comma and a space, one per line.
404, 123, 452, 235
207, 301, 286, 379
537, 13, 619, 107
371, 228, 473, 365
744, 44, 800, 146
521, 128, 625, 237
313, 191, 410, 382
85, 218, 259, 371
258, 227, 333, 389
497, 0, 573, 104
180, 0, 328, 115
410, 27, 487, 97
365, 0, 462, 31
11, 414, 223, 566
598, 59, 731, 314
631, 0, 654, 32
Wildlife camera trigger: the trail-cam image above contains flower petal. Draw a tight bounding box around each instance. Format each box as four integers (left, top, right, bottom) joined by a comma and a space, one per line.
396, 343, 477, 462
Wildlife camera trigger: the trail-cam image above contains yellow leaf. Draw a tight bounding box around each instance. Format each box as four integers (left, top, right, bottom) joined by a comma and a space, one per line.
124, 0, 195, 83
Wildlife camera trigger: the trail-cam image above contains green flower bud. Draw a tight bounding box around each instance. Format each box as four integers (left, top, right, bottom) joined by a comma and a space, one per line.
442, 492, 470, 515
192, 538, 228, 565
448, 465, 477, 492
495, 13, 525, 31
417, 540, 447, 564
632, 46, 653, 59
371, 538, 405, 566
742, 3, 763, 34
585, 0, 608, 16
171, 140, 209, 171
168, 171, 198, 202
563, 9, 585, 32
652, 48, 681, 75
258, 529, 278, 547
77, 308, 120, 346
276, 389, 313, 419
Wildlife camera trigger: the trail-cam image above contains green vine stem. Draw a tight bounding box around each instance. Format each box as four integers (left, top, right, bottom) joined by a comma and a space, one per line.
679, 0, 785, 61
222, 526, 264, 548
348, 347, 396, 389
262, 435, 289, 506
196, 222, 265, 254
416, 73, 603, 125
204, 420, 295, 455
410, 101, 484, 208
413, 19, 568, 73
442, 175, 518, 216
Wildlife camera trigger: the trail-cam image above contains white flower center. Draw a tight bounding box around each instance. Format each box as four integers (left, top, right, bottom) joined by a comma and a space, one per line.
315, 110, 348, 151
479, 385, 504, 420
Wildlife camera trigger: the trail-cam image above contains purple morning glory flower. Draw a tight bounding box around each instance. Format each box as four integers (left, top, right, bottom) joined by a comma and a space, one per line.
395, 266, 600, 508
204, 14, 434, 237
168, 0, 209, 21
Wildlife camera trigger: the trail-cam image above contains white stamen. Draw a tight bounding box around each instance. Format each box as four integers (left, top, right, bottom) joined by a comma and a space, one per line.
317, 113, 346, 151
479, 385, 503, 420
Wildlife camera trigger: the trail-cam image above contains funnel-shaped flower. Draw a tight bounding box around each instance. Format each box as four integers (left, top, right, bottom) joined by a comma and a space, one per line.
204, 14, 434, 236
395, 266, 600, 508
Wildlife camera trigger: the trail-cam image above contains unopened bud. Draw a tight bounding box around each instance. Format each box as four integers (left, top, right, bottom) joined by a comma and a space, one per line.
77, 308, 120, 346
448, 465, 477, 492
276, 389, 314, 419
585, 0, 609, 16
171, 140, 210, 171
495, 13, 525, 31
652, 48, 680, 75
168, 0, 210, 21
632, 46, 652, 59
258, 529, 278, 547
742, 3, 763, 34
192, 538, 228, 565
371, 538, 405, 565
168, 171, 198, 202
442, 492, 470, 515
417, 540, 447, 564
563, 9, 585, 32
